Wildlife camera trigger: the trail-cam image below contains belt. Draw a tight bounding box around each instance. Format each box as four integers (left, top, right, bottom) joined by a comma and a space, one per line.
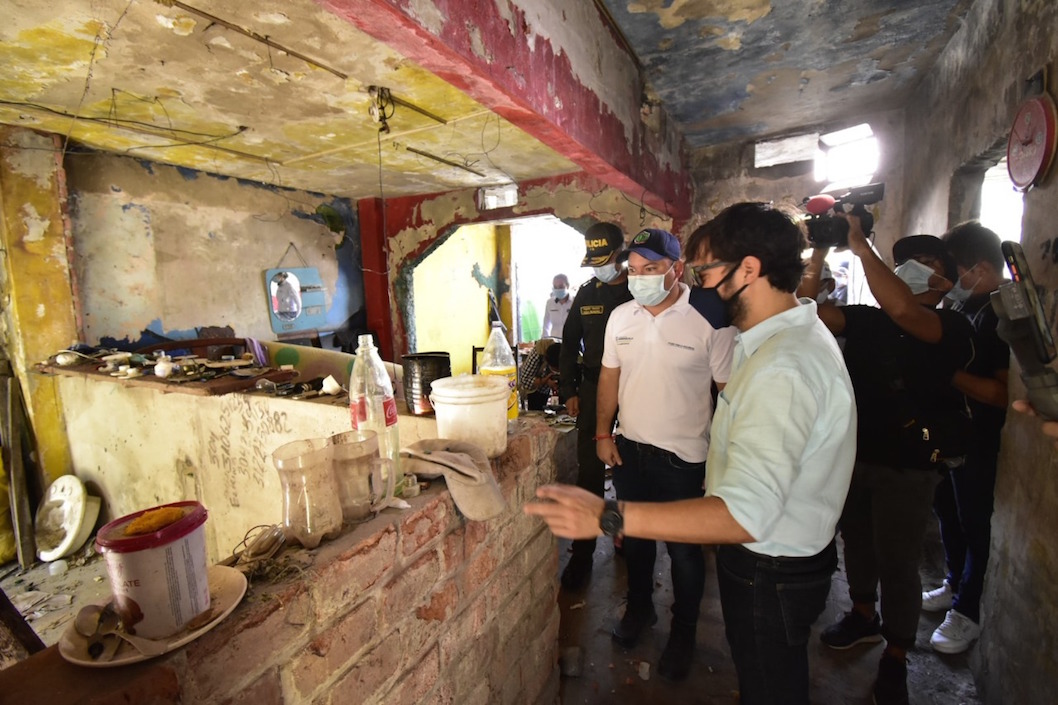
617, 436, 680, 459
725, 539, 837, 568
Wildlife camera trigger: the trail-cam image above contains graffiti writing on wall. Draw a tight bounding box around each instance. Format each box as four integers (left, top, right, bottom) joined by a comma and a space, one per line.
207, 395, 292, 507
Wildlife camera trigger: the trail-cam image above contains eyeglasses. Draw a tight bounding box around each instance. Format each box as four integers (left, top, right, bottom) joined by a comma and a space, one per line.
688, 261, 734, 287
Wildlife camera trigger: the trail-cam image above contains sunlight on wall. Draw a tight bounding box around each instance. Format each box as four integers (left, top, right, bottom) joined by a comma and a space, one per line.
412, 222, 497, 375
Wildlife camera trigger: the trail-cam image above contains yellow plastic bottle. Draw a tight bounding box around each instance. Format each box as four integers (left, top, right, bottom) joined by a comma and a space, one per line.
480, 322, 519, 421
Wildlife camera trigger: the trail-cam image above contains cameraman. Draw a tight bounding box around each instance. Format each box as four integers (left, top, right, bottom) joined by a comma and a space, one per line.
803, 216, 973, 705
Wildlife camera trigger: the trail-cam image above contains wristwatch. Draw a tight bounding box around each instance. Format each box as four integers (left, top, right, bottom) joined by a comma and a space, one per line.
599, 500, 624, 538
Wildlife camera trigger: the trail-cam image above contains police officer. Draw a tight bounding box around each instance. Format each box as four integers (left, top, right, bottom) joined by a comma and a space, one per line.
558, 222, 631, 590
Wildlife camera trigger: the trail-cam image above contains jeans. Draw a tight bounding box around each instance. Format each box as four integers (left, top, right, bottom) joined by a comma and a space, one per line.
840, 461, 942, 648
611, 436, 706, 626
933, 447, 998, 623
570, 377, 606, 561
717, 542, 837, 705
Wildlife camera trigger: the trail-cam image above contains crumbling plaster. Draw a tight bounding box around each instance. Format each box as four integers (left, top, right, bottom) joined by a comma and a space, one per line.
65, 153, 362, 346
380, 172, 672, 358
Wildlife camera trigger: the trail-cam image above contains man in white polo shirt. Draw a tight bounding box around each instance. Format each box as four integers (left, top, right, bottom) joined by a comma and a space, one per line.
526, 203, 857, 705
595, 227, 736, 681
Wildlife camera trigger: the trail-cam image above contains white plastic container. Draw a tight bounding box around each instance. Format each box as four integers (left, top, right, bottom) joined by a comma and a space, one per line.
94, 501, 210, 639
429, 375, 511, 458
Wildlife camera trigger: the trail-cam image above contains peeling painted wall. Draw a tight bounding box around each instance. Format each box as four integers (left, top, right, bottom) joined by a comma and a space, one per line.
65, 153, 362, 346
0, 127, 77, 486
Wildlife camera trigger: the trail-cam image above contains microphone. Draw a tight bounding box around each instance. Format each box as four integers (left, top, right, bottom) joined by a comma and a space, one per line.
805, 194, 836, 215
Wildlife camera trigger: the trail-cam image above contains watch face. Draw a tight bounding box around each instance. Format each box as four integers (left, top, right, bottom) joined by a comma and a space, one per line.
600, 501, 623, 536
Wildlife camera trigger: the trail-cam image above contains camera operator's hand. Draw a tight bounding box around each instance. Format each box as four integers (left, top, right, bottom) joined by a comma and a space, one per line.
841, 212, 871, 258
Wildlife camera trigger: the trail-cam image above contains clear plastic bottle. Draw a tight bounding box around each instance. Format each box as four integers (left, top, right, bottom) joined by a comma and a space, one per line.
480, 321, 518, 421
349, 334, 403, 495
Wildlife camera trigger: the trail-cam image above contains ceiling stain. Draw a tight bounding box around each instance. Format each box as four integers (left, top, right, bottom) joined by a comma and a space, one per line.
627, 0, 772, 31
602, 0, 973, 147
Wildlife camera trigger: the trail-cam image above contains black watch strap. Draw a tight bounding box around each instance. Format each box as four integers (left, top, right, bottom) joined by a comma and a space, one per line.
599, 500, 624, 538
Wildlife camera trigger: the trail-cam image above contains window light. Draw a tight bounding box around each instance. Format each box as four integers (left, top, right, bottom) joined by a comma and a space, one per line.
815, 123, 878, 189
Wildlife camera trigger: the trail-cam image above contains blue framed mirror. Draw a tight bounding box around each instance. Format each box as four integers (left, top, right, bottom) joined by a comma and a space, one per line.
265, 267, 327, 334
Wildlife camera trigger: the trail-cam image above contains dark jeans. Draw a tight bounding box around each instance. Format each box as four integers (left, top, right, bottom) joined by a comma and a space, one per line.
611, 436, 706, 626
571, 377, 606, 561
933, 447, 998, 623
840, 461, 942, 648
717, 542, 837, 705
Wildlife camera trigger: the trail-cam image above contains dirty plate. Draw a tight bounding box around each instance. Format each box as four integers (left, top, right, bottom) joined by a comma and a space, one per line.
58, 564, 247, 668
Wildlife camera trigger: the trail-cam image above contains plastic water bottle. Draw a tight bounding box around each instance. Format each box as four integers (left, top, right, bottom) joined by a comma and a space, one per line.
349, 334, 403, 495
480, 321, 518, 421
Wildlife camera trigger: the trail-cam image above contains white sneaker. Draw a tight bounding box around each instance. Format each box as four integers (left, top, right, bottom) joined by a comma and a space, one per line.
922, 580, 954, 612
930, 609, 981, 654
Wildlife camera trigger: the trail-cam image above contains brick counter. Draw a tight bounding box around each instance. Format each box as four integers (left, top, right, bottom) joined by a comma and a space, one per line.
0, 417, 574, 705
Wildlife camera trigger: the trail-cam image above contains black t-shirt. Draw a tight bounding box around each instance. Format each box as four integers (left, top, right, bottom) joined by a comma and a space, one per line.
952, 293, 1009, 450
558, 278, 633, 399
841, 304, 974, 466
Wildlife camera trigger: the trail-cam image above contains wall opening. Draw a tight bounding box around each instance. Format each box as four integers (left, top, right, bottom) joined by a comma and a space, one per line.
408, 215, 587, 375
979, 157, 1024, 242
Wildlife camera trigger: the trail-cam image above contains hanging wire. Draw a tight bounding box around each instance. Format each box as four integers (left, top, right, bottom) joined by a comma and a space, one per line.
62, 1, 134, 160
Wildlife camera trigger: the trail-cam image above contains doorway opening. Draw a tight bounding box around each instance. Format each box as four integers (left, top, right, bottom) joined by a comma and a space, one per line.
408, 215, 589, 375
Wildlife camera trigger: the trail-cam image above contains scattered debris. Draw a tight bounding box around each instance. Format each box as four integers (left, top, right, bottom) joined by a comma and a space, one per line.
638, 661, 650, 680
569, 600, 585, 610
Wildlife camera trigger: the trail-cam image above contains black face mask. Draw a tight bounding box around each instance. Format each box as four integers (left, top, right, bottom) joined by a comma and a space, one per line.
688, 262, 746, 329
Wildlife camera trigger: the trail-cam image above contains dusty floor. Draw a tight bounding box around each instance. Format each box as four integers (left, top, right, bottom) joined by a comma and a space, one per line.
555, 487, 982, 705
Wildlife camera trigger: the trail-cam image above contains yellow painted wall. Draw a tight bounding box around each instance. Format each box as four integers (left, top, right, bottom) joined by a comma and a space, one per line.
412, 223, 497, 375
0, 127, 77, 488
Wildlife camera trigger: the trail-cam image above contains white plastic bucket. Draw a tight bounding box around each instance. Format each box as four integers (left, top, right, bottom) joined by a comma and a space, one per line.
429, 375, 510, 458
95, 501, 210, 639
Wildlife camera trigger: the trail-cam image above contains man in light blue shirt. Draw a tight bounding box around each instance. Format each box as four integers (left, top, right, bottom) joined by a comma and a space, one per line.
525, 202, 857, 705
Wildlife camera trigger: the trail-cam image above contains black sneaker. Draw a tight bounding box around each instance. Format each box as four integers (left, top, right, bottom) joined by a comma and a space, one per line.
560, 555, 592, 591
611, 606, 658, 648
872, 653, 909, 705
820, 610, 884, 649
657, 625, 695, 681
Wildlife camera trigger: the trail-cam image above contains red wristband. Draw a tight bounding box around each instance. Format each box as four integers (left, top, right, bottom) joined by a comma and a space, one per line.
593, 434, 615, 441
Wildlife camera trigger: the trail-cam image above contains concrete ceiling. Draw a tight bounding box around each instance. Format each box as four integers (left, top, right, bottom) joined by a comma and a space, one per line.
0, 0, 581, 199
1, 0, 975, 203
598, 0, 975, 149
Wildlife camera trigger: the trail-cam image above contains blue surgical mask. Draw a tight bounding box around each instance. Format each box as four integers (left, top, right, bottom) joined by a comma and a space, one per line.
628, 264, 675, 307
894, 259, 936, 295
945, 267, 980, 304
593, 263, 620, 283
551, 288, 568, 301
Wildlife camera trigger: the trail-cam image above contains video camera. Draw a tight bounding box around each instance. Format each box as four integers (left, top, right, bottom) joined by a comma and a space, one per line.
802, 182, 885, 248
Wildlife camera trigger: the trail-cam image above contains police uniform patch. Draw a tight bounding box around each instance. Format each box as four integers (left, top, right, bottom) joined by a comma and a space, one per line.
580, 305, 604, 315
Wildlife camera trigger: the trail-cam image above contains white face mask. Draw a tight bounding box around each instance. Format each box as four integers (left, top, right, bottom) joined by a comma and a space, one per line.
551, 288, 568, 301
628, 264, 675, 306
894, 259, 936, 295
594, 263, 620, 283
945, 266, 981, 303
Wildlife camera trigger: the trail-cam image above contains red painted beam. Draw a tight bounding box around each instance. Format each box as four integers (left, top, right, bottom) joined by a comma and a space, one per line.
356, 197, 394, 361
315, 0, 691, 219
